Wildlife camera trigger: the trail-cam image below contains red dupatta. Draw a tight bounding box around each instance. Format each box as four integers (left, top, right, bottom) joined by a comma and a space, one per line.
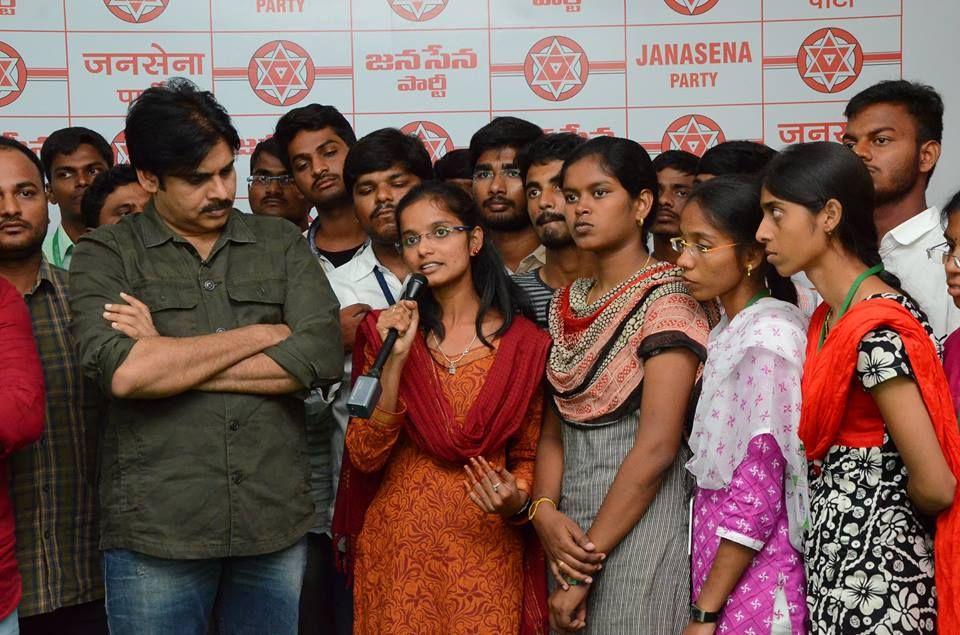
333, 310, 551, 635
800, 299, 960, 633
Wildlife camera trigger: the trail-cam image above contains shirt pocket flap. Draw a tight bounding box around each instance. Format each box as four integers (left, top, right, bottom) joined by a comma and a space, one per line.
137, 281, 200, 312
227, 279, 286, 304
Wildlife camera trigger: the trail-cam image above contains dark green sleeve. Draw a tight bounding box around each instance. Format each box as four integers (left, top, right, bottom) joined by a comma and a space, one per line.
262, 231, 343, 390
68, 232, 136, 397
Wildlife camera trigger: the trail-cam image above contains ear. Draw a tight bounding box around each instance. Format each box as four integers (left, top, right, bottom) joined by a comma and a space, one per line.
632, 189, 655, 226
469, 225, 484, 254
741, 243, 766, 274
820, 198, 843, 236
136, 168, 160, 195
45, 183, 58, 206
918, 139, 941, 177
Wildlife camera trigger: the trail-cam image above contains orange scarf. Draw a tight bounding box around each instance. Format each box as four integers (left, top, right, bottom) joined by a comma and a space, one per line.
801, 299, 960, 632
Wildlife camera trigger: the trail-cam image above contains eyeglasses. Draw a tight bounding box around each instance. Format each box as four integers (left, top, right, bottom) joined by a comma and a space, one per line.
670, 237, 739, 256
396, 225, 473, 250
247, 174, 295, 187
472, 167, 522, 182
926, 242, 960, 268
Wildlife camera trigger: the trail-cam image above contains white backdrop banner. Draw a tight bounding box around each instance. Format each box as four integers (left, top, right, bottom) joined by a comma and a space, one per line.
0, 0, 920, 208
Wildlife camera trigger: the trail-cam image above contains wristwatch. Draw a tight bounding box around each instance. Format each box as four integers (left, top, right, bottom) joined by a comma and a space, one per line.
689, 603, 720, 623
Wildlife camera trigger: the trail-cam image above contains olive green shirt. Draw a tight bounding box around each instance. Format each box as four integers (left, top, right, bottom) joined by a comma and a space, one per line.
69, 204, 342, 559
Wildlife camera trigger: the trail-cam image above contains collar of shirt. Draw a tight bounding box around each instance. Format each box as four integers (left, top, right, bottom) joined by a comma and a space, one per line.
139, 202, 256, 252
512, 244, 547, 275
49, 225, 73, 269
305, 216, 368, 272
343, 241, 391, 283
26, 256, 58, 298
880, 206, 941, 255
327, 241, 405, 306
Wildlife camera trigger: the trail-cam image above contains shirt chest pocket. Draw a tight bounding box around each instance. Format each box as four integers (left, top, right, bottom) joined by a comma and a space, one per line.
227, 278, 286, 326
136, 280, 201, 337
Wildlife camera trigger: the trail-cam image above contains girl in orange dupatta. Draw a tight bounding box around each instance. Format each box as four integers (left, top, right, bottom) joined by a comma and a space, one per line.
757, 142, 960, 634
333, 183, 550, 635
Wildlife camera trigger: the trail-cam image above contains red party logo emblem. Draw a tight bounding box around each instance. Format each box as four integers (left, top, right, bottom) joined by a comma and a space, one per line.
248, 40, 315, 107
401, 121, 455, 162
0, 41, 26, 107
388, 0, 448, 22
797, 27, 863, 94
661, 114, 725, 156
112, 131, 129, 164
664, 0, 719, 15
524, 36, 589, 102
103, 0, 169, 23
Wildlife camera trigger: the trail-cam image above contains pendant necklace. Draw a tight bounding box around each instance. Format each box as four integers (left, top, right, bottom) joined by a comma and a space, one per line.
430, 332, 479, 374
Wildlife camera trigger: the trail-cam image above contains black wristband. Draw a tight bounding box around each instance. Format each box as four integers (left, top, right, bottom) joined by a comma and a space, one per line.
689, 603, 720, 623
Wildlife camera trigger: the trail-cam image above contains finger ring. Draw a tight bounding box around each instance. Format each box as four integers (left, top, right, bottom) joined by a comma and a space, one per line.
492, 482, 501, 492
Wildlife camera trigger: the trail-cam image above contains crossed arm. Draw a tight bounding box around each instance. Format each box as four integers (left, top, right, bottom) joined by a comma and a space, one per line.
104, 292, 301, 399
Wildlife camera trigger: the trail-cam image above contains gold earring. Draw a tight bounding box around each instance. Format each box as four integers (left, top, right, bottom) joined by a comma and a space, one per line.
746, 264, 753, 277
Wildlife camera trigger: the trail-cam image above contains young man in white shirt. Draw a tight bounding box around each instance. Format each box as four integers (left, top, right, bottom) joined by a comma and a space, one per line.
842, 79, 958, 340
299, 128, 432, 635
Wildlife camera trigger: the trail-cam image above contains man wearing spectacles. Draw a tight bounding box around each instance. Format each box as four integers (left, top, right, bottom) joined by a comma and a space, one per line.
248, 138, 312, 231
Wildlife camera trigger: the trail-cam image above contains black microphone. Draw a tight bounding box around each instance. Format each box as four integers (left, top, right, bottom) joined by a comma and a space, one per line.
346, 273, 428, 418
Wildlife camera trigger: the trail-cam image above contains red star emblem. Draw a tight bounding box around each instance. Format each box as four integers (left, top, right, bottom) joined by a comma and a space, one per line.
112, 131, 129, 164
389, 0, 448, 22
0, 41, 26, 107
401, 121, 454, 162
104, 0, 168, 23
524, 36, 589, 102
247, 40, 315, 107
664, 0, 719, 16
797, 27, 863, 94
660, 114, 725, 156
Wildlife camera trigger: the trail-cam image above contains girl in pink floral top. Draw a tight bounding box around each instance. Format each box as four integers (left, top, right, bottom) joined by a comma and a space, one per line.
676, 175, 809, 634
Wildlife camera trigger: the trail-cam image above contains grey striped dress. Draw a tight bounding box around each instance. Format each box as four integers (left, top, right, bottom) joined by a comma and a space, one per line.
558, 410, 692, 634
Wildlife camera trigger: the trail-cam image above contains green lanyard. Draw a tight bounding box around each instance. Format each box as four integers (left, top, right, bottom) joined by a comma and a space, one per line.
818, 263, 884, 349
744, 289, 771, 309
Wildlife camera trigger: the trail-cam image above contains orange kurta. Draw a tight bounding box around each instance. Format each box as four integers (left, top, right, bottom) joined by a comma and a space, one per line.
346, 344, 543, 635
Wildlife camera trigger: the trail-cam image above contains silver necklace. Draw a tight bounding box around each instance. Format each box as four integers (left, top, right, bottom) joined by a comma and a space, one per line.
430, 332, 479, 375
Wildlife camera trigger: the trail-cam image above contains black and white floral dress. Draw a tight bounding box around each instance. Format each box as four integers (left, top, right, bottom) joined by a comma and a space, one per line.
806, 294, 941, 634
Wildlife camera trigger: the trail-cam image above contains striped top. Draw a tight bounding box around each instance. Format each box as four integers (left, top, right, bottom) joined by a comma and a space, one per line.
511, 269, 555, 329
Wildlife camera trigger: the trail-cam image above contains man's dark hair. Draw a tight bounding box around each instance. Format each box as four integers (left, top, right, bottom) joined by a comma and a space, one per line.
518, 133, 585, 181
343, 128, 433, 193
39, 127, 113, 182
468, 117, 544, 169
273, 104, 357, 168
845, 79, 944, 144
250, 137, 286, 172
81, 164, 139, 228
125, 78, 240, 182
697, 141, 777, 178
0, 136, 46, 184
652, 149, 699, 176
433, 148, 473, 181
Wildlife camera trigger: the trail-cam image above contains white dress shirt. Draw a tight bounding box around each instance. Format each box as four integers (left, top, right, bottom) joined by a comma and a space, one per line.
323, 243, 406, 531
880, 206, 960, 342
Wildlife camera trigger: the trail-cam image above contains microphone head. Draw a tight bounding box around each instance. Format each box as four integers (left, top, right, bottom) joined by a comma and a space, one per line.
402, 273, 428, 301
